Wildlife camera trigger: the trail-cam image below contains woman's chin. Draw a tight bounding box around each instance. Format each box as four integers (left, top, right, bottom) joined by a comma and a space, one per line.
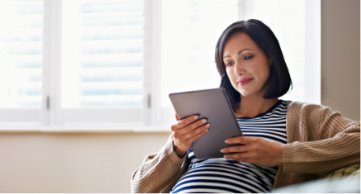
239, 91, 253, 98
239, 90, 261, 98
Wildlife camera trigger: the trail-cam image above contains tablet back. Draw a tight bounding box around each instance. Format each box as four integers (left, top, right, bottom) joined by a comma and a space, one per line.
169, 88, 242, 160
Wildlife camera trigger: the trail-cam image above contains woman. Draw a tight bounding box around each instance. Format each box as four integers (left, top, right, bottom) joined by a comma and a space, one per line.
131, 19, 360, 193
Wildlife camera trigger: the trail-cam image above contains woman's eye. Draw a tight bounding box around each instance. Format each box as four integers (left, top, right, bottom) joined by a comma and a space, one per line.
244, 55, 253, 60
226, 62, 234, 66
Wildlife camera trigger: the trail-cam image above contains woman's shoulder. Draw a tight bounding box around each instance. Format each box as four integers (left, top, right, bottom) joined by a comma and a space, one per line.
286, 100, 329, 111
285, 100, 334, 119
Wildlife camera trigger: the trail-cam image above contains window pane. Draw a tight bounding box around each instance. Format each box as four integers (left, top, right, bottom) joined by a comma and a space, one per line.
248, 0, 305, 101
61, 0, 144, 108
161, 0, 238, 107
0, 0, 43, 108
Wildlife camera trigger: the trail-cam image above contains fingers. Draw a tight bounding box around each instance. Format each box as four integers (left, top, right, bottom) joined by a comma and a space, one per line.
171, 115, 198, 131
172, 115, 208, 136
224, 152, 252, 161
222, 137, 254, 161
183, 122, 210, 140
225, 136, 257, 144
187, 124, 209, 142
171, 115, 209, 155
220, 145, 247, 153
173, 119, 207, 137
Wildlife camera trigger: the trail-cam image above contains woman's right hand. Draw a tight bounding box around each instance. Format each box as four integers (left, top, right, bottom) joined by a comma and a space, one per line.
171, 114, 210, 158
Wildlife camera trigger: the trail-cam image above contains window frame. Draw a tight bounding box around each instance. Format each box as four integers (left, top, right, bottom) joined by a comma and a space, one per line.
0, 0, 321, 131
45, 0, 157, 127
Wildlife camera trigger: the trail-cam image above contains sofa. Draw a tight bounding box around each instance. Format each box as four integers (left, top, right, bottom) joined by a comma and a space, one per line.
273, 164, 360, 193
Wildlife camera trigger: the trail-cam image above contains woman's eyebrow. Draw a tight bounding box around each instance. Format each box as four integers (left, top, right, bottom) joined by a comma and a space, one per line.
223, 49, 252, 59
237, 49, 252, 55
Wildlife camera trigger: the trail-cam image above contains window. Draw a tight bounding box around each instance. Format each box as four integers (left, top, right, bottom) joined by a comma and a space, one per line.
59, 0, 145, 126
0, 0, 43, 125
0, 0, 320, 129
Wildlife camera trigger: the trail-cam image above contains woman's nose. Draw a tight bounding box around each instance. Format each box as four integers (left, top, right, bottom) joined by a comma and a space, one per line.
234, 62, 245, 75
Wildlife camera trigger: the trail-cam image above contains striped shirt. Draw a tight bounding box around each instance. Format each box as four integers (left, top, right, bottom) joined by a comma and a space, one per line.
171, 100, 288, 193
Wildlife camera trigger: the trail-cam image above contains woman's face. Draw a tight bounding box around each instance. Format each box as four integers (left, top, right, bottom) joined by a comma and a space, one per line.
223, 32, 271, 98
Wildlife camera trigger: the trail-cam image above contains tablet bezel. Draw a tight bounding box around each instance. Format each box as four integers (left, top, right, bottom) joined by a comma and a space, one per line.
169, 88, 242, 159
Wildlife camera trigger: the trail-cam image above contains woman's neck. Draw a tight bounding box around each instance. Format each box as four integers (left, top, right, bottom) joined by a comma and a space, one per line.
234, 96, 279, 118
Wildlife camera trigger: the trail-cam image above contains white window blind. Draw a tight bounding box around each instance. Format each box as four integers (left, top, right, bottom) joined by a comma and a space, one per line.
0, 0, 43, 125
60, 0, 145, 125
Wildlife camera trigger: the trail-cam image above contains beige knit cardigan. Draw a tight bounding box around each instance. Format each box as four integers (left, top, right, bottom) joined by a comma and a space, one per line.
131, 101, 360, 193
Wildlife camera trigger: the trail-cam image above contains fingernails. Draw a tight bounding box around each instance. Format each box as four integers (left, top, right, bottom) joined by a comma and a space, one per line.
202, 119, 206, 123
194, 115, 198, 120
206, 124, 210, 128
220, 149, 224, 153
225, 139, 229, 143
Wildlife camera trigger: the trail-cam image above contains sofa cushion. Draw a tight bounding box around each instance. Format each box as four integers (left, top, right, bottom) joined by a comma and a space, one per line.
321, 164, 360, 179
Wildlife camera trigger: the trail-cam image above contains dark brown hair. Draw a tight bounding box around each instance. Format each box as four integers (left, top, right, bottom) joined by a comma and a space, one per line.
215, 19, 292, 111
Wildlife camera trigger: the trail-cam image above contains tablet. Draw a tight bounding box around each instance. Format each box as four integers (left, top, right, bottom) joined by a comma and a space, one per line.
169, 88, 242, 160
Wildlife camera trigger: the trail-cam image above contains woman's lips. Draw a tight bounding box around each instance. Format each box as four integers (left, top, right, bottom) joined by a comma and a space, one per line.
238, 78, 253, 86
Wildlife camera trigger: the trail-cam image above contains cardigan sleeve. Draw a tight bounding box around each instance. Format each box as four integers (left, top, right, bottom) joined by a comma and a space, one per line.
131, 136, 188, 193
282, 102, 360, 174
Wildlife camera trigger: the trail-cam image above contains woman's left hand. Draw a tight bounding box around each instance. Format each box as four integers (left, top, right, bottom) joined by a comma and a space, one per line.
221, 136, 283, 167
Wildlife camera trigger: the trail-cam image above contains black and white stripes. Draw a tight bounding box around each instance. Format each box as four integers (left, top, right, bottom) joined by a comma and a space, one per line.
171, 100, 288, 193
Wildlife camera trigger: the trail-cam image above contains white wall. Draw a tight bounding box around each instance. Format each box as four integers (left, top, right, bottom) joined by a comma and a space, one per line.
0, 0, 360, 193
0, 132, 170, 192
321, 0, 360, 121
